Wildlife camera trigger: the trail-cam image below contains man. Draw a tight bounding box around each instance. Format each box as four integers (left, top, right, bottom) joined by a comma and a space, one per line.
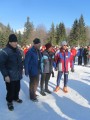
0, 34, 23, 111
24, 38, 41, 102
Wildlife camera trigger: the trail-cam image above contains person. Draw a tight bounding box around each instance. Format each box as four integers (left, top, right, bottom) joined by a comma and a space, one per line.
40, 43, 54, 96
83, 46, 88, 66
87, 45, 90, 64
24, 38, 41, 102
77, 46, 84, 65
0, 34, 23, 111
54, 41, 71, 93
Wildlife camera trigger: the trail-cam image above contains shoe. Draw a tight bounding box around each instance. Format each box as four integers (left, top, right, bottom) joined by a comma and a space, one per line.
63, 87, 68, 93
30, 97, 38, 102
40, 91, 46, 96
45, 89, 51, 94
7, 102, 14, 111
14, 99, 23, 103
54, 86, 60, 92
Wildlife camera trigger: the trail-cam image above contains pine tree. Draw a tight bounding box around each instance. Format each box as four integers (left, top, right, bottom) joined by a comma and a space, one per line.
58, 23, 66, 43
49, 22, 56, 45
23, 17, 34, 45
55, 25, 59, 45
68, 19, 79, 46
17, 31, 22, 45
78, 15, 87, 45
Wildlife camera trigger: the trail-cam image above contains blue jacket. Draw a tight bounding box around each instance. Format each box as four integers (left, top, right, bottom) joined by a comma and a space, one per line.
24, 46, 41, 77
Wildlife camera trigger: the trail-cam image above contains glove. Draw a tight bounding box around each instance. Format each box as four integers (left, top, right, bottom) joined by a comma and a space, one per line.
5, 76, 10, 83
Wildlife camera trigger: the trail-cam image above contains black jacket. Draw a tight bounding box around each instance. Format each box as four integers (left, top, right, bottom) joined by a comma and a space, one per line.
0, 44, 23, 81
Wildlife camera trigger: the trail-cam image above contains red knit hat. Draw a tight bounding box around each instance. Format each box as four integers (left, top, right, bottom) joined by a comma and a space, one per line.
45, 43, 52, 50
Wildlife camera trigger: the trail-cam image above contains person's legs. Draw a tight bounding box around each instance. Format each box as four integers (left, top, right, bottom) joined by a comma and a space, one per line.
5, 82, 14, 110
13, 80, 23, 103
45, 73, 51, 93
13, 81, 20, 100
63, 72, 68, 93
29, 75, 39, 101
54, 71, 63, 92
5, 82, 14, 103
40, 73, 46, 96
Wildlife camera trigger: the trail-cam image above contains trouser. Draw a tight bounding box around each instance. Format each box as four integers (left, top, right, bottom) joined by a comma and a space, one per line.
29, 75, 39, 99
83, 57, 88, 65
5, 80, 20, 103
57, 71, 68, 87
78, 56, 82, 65
40, 73, 51, 91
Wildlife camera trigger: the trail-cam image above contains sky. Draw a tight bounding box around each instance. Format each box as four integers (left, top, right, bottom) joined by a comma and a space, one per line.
0, 58, 90, 120
0, 0, 90, 31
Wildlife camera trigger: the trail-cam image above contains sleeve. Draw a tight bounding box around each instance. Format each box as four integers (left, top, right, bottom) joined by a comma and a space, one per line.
24, 51, 32, 76
0, 51, 9, 77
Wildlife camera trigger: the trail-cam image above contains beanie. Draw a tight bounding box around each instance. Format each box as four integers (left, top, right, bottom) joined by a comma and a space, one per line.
9, 34, 18, 42
61, 41, 67, 46
45, 43, 52, 50
33, 38, 41, 44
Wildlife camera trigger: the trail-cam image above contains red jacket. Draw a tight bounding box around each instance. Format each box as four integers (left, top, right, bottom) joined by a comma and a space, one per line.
55, 48, 73, 72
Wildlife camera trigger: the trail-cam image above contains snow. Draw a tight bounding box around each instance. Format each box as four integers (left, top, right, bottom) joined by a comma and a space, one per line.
0, 63, 90, 120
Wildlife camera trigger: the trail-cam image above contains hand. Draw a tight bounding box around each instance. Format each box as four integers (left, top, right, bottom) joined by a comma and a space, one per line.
5, 76, 10, 83
54, 68, 57, 71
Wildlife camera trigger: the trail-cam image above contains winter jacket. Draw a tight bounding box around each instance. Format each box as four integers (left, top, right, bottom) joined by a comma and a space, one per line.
24, 46, 41, 76
55, 48, 71, 72
0, 44, 23, 81
41, 50, 54, 73
77, 48, 84, 57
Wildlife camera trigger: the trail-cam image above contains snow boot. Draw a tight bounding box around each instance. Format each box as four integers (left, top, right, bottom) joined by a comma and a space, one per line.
54, 86, 60, 92
63, 87, 68, 93
14, 98, 23, 103
7, 102, 14, 111
40, 91, 46, 96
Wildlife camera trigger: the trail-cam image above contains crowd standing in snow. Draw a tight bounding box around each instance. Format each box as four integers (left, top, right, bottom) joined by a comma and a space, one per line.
0, 33, 90, 111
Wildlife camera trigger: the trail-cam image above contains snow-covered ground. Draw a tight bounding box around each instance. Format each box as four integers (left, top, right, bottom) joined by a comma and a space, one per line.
0, 63, 90, 120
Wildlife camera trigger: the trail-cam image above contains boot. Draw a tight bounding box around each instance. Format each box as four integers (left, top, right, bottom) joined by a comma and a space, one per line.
54, 86, 60, 92
7, 102, 14, 111
40, 91, 46, 96
14, 98, 23, 103
45, 89, 51, 94
63, 87, 68, 93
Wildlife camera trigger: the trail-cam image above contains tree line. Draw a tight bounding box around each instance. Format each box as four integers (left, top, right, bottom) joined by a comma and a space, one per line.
0, 14, 90, 48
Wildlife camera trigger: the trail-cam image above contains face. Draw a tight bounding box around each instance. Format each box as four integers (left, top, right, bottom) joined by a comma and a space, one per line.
34, 43, 41, 50
62, 45, 68, 50
48, 47, 52, 52
9, 42, 18, 48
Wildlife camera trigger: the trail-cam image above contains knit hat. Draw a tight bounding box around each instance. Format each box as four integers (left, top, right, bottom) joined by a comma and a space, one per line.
61, 41, 67, 46
9, 34, 18, 42
45, 43, 52, 50
33, 38, 41, 44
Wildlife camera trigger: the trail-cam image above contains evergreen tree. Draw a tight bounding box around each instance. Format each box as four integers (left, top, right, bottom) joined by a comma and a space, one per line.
49, 22, 56, 45
55, 25, 59, 45
58, 23, 66, 43
68, 19, 79, 46
23, 17, 34, 45
78, 15, 87, 45
17, 31, 22, 45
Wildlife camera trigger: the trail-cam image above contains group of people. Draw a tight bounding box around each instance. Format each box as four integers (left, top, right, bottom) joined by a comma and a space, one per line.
0, 34, 76, 111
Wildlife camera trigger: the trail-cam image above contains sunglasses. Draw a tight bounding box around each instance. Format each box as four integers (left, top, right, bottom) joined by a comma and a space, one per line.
64, 45, 68, 46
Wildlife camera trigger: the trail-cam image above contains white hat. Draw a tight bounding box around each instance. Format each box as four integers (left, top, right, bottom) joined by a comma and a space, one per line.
61, 41, 67, 46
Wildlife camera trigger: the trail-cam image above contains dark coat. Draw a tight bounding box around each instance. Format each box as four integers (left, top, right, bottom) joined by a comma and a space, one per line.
0, 44, 23, 81
24, 46, 41, 77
